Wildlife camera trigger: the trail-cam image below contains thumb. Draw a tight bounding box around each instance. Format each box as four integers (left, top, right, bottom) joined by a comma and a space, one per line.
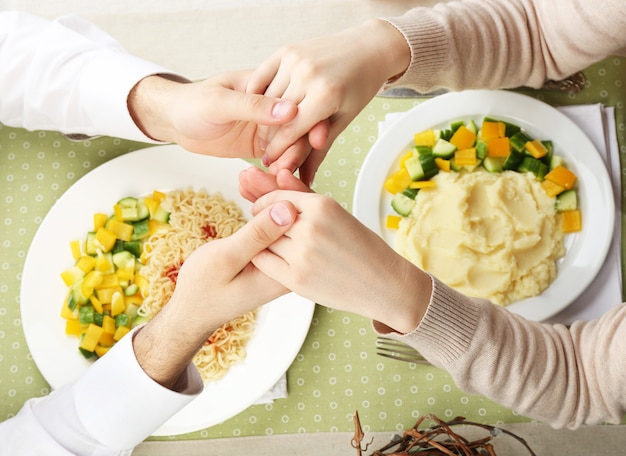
218, 90, 297, 126
225, 201, 297, 269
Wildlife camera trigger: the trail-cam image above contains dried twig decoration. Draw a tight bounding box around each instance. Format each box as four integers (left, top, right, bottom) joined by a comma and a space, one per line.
351, 412, 537, 455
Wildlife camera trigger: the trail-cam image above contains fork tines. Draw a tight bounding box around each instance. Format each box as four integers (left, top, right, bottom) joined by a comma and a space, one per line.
375, 337, 430, 364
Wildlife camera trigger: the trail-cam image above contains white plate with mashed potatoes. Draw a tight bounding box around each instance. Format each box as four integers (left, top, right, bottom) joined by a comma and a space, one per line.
21, 145, 315, 435
353, 90, 614, 321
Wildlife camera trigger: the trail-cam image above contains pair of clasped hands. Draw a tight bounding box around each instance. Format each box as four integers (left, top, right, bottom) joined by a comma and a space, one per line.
140, 25, 424, 357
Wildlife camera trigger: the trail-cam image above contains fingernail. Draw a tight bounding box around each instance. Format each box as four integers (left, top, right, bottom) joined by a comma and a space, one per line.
262, 153, 270, 167
272, 101, 292, 119
270, 204, 291, 226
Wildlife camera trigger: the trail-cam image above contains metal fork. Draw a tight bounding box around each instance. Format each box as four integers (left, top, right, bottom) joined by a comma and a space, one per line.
378, 71, 586, 98
375, 337, 430, 364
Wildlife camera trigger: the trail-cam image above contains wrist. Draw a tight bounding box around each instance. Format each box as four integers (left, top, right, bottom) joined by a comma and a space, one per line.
132, 296, 215, 389
361, 18, 411, 84
376, 262, 431, 334
127, 74, 189, 143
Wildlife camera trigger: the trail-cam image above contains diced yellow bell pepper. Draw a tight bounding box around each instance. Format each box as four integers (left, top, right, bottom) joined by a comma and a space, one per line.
399, 150, 414, 169
65, 319, 83, 336
95, 253, 115, 274
134, 274, 148, 293
99, 331, 115, 347
125, 295, 143, 305
97, 273, 119, 289
434, 157, 451, 172
107, 219, 134, 242
541, 179, 565, 197
60, 266, 85, 287
95, 227, 117, 252
560, 209, 582, 233
385, 215, 402, 230
90, 294, 103, 314
408, 180, 436, 189
525, 139, 548, 159
148, 219, 170, 236
454, 148, 478, 166
116, 266, 135, 281
144, 197, 160, 217
95, 345, 111, 358
480, 121, 505, 141
96, 287, 123, 304
75, 255, 96, 274
544, 165, 577, 190
152, 190, 166, 203
79, 324, 104, 352
93, 213, 108, 232
113, 203, 124, 221
384, 168, 412, 194
81, 270, 103, 297
60, 297, 77, 319
113, 325, 131, 341
487, 137, 510, 158
450, 125, 476, 150
110, 291, 126, 317
70, 240, 82, 260
102, 315, 117, 335
413, 129, 436, 147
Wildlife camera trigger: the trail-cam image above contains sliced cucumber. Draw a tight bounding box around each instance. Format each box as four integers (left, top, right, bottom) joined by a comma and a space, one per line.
131, 219, 150, 241
152, 205, 171, 223
518, 156, 548, 181
391, 192, 416, 217
432, 138, 457, 159
466, 119, 478, 135
550, 154, 565, 170
555, 189, 578, 212
85, 231, 98, 255
112, 250, 135, 269
475, 140, 488, 160
510, 131, 533, 152
502, 149, 524, 171
482, 157, 505, 173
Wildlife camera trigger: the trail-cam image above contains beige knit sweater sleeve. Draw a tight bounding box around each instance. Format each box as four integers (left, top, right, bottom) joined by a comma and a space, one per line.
374, 276, 626, 429
383, 0, 626, 91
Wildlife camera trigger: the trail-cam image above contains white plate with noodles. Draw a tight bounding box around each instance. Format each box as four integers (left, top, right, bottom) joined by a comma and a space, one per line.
20, 145, 315, 436
353, 90, 614, 322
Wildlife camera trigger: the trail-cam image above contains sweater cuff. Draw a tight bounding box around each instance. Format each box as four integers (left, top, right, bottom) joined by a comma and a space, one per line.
380, 11, 449, 90
373, 274, 484, 368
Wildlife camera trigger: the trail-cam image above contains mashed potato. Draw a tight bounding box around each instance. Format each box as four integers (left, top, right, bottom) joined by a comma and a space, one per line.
396, 170, 565, 305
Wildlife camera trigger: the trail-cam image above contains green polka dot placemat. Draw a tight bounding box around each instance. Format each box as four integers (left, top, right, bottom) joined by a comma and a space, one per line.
1, 57, 625, 441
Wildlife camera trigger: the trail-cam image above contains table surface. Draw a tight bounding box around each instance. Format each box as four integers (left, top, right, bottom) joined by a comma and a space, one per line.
1, 57, 625, 443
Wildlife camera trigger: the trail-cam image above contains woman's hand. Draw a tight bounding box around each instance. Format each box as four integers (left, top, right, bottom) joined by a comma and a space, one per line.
240, 168, 429, 334
246, 19, 410, 185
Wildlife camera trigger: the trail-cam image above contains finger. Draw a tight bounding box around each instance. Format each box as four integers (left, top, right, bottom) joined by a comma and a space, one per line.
223, 200, 297, 270
308, 119, 331, 151
213, 89, 298, 126
267, 136, 314, 175
297, 146, 330, 187
246, 54, 283, 94
276, 168, 313, 192
252, 187, 311, 216
239, 166, 280, 202
264, 96, 339, 162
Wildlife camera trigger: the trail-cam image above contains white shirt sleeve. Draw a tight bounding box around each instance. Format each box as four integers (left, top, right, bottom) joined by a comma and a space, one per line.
0, 327, 204, 455
0, 11, 178, 142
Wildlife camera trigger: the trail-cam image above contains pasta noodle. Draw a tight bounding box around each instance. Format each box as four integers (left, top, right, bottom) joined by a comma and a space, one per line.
138, 188, 256, 382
